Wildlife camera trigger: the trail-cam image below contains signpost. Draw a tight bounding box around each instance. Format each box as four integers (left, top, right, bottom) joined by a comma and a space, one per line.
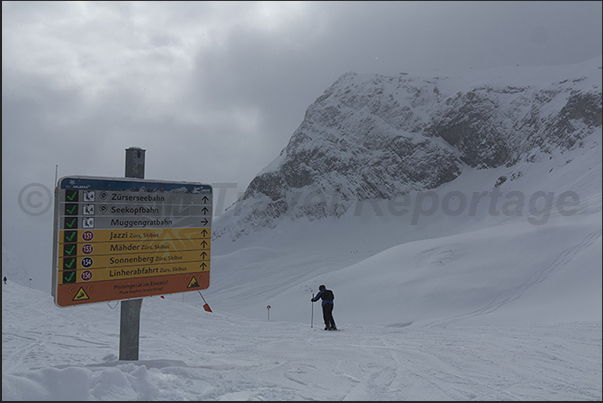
51, 175, 212, 307
52, 147, 213, 361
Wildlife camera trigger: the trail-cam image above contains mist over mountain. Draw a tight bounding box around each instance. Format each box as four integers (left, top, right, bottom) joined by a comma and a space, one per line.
213, 57, 602, 241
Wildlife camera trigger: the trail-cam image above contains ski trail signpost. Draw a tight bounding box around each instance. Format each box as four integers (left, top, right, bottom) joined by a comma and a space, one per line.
52, 176, 212, 307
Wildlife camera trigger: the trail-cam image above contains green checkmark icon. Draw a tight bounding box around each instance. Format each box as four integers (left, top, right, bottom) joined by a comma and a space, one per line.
67, 192, 77, 201
65, 245, 76, 255
64, 272, 75, 283
64, 258, 75, 269
65, 218, 77, 228
65, 232, 76, 242
66, 205, 77, 214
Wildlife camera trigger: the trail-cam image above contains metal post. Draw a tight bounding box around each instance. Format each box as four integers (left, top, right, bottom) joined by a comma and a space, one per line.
119, 147, 145, 361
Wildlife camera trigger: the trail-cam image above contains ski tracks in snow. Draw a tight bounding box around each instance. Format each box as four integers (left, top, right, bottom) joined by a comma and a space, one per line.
426, 229, 602, 327
330, 323, 601, 401
3, 285, 601, 401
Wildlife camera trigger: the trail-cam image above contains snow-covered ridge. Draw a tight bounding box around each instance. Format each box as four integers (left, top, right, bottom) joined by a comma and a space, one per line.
214, 57, 602, 241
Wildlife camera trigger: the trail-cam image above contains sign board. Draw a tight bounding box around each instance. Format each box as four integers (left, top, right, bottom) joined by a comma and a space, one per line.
52, 176, 212, 307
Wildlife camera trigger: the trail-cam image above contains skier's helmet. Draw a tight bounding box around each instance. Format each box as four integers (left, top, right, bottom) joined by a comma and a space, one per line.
319, 285, 326, 291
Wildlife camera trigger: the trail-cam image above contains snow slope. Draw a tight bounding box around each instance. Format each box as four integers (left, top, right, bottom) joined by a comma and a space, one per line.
2, 283, 601, 401
207, 132, 602, 327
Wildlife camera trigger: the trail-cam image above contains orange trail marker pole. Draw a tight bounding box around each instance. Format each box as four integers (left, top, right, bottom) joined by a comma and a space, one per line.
198, 291, 212, 312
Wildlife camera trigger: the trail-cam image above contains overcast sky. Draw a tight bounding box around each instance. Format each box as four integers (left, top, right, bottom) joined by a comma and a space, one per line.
2, 1, 602, 290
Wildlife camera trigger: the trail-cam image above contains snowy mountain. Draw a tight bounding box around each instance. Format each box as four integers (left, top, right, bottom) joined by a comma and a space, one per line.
204, 57, 601, 328
213, 57, 602, 241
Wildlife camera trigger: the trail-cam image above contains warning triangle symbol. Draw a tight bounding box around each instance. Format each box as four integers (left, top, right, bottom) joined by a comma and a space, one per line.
187, 276, 200, 288
73, 287, 90, 301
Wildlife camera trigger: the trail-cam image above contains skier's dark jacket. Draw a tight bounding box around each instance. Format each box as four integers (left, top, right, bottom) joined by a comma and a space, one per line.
312, 289, 334, 307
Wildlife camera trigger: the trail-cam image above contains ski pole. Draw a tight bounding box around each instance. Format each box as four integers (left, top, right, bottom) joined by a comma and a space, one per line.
311, 292, 314, 328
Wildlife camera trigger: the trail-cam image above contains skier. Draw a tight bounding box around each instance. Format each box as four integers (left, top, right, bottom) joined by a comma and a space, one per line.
311, 285, 337, 330
3, 276, 7, 284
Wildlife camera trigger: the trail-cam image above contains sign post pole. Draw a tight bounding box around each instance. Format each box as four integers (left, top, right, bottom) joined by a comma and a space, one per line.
119, 147, 145, 361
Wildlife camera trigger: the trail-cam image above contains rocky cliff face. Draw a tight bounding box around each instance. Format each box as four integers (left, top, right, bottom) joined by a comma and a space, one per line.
213, 58, 602, 241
